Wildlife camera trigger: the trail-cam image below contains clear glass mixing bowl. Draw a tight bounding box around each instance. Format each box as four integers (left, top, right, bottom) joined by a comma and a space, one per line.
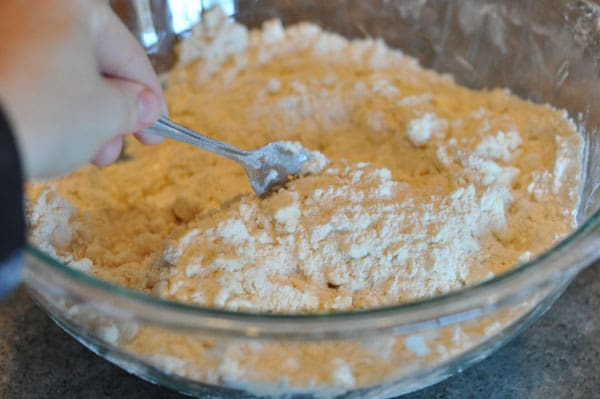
23, 1, 600, 397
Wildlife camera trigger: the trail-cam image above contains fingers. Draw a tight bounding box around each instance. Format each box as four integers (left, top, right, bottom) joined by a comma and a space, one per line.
91, 3, 165, 109
91, 79, 163, 165
134, 130, 163, 145
133, 89, 163, 144
91, 2, 165, 150
96, 77, 162, 145
92, 135, 123, 165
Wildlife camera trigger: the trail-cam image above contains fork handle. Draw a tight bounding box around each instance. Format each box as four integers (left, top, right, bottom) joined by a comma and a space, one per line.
144, 116, 249, 162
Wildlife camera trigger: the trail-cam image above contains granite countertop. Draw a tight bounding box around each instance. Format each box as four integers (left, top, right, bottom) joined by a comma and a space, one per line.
0, 265, 599, 399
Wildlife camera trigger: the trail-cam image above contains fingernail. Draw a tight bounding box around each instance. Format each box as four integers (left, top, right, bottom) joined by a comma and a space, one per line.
137, 89, 161, 126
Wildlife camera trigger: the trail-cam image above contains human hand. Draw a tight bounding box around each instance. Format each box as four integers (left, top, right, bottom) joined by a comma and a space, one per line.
0, 0, 164, 179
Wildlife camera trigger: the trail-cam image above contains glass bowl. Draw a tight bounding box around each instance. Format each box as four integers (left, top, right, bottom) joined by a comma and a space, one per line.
23, 1, 600, 398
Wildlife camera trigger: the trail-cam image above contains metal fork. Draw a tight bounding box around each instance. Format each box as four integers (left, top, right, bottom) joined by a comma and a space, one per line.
144, 116, 310, 196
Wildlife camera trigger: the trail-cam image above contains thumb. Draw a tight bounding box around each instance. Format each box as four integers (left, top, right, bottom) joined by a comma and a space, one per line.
91, 78, 162, 164
99, 77, 162, 139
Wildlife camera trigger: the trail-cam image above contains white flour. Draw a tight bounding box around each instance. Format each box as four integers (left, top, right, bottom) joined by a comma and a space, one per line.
27, 7, 583, 393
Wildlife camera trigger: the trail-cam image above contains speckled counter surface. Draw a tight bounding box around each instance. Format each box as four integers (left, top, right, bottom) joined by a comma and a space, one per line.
1, 265, 599, 399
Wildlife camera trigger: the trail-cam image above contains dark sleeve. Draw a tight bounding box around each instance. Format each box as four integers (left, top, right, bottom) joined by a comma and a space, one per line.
0, 105, 25, 295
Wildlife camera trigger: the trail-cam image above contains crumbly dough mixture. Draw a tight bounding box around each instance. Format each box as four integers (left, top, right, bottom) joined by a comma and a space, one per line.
29, 9, 582, 314
26, 8, 584, 393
